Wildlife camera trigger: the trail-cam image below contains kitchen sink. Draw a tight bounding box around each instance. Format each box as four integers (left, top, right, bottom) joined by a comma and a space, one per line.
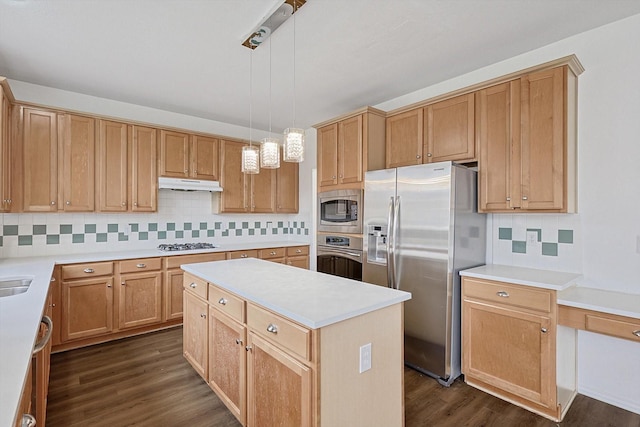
0, 278, 33, 298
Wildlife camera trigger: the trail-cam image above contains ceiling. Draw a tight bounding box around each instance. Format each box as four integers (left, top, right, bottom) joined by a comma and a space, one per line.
1, 0, 640, 134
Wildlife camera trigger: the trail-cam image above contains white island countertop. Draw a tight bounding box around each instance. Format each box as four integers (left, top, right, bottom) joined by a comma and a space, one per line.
460, 264, 581, 291
183, 258, 412, 329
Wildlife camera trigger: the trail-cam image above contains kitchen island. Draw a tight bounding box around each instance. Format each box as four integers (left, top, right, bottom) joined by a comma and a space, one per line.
182, 258, 411, 427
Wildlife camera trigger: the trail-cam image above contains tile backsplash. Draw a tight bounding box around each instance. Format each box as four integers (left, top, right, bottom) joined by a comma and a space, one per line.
0, 190, 310, 258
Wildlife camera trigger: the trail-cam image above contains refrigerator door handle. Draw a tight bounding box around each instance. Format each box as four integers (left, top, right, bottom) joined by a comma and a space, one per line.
392, 195, 401, 289
386, 196, 395, 288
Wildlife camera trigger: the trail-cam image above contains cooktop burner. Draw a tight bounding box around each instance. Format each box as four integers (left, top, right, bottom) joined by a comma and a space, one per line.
158, 243, 217, 252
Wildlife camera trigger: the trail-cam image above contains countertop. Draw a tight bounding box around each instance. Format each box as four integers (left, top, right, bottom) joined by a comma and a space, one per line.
558, 286, 640, 319
0, 239, 309, 427
183, 258, 412, 329
459, 264, 582, 291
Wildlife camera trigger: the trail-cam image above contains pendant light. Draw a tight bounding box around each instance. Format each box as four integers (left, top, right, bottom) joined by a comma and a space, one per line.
260, 36, 280, 169
283, 0, 304, 162
242, 51, 260, 174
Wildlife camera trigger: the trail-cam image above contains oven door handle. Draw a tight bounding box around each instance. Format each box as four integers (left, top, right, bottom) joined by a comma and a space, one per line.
317, 247, 363, 263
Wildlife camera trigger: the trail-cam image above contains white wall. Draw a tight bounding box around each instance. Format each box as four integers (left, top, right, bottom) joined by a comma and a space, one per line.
376, 13, 640, 414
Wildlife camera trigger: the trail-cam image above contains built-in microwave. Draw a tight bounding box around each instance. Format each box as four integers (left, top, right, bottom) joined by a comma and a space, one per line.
317, 189, 362, 234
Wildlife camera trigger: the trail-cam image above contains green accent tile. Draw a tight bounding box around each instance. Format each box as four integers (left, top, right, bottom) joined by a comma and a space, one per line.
158, 231, 167, 240
254, 221, 261, 228
199, 222, 207, 230
242, 222, 249, 229
167, 223, 176, 231
283, 228, 289, 234
222, 230, 229, 237
108, 224, 118, 233
18, 235, 33, 246
118, 232, 128, 241
293, 221, 298, 228
235, 229, 242, 236
558, 230, 574, 244
542, 242, 558, 256
512, 240, 526, 253
130, 223, 139, 232
33, 225, 47, 235
72, 234, 85, 244
184, 222, 192, 231
60, 224, 73, 234
277, 221, 284, 227
214, 222, 221, 230
498, 228, 512, 240
272, 228, 278, 235
176, 231, 184, 238
526, 228, 542, 242
0, 236, 3, 246
229, 222, 236, 229
261, 229, 267, 235
207, 230, 215, 237
249, 229, 255, 236
139, 232, 148, 240
301, 222, 305, 228
85, 224, 97, 233
3, 225, 18, 236
305, 229, 309, 236
96, 233, 108, 243
46, 235, 59, 245
148, 223, 158, 232
191, 230, 200, 238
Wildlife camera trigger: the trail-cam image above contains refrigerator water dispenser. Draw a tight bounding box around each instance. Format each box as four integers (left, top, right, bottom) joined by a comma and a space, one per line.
366, 224, 388, 265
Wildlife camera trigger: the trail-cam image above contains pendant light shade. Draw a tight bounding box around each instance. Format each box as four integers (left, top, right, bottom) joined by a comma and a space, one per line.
260, 137, 280, 168
241, 145, 260, 174
283, 128, 304, 162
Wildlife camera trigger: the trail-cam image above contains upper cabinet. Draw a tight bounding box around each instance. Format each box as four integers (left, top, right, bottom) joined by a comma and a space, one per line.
386, 109, 423, 168
276, 160, 299, 213
129, 125, 158, 212
59, 114, 96, 211
315, 107, 385, 191
159, 130, 219, 181
0, 81, 13, 212
478, 65, 578, 213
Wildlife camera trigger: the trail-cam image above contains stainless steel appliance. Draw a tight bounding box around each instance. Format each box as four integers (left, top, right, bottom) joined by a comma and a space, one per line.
317, 189, 362, 234
317, 234, 363, 280
363, 161, 485, 386
158, 243, 217, 251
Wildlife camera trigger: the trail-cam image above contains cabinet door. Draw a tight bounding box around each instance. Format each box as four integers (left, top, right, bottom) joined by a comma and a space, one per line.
521, 67, 565, 210
251, 169, 276, 213
209, 308, 247, 425
129, 125, 157, 212
462, 300, 555, 410
477, 81, 521, 211
159, 129, 190, 178
425, 93, 475, 162
317, 123, 338, 188
191, 135, 219, 180
276, 160, 299, 213
59, 114, 95, 211
61, 277, 113, 342
219, 140, 248, 213
97, 120, 128, 211
35, 291, 53, 427
183, 291, 209, 379
386, 109, 423, 168
247, 332, 312, 427
0, 87, 11, 212
165, 269, 184, 321
118, 271, 163, 329
23, 108, 58, 211
339, 115, 363, 185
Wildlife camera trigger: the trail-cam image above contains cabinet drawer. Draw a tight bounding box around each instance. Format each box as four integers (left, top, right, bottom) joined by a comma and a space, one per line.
209, 284, 244, 322
286, 245, 309, 257
166, 252, 226, 269
183, 272, 208, 300
258, 247, 286, 260
227, 250, 258, 260
462, 278, 552, 313
247, 303, 310, 361
586, 315, 640, 343
120, 257, 162, 273
62, 262, 113, 280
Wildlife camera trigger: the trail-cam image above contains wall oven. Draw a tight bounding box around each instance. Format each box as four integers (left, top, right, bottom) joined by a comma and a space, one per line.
317, 234, 363, 281
317, 189, 362, 234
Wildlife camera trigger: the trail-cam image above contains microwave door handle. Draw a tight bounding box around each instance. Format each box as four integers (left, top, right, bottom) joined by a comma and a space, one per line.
392, 196, 401, 290
387, 196, 395, 289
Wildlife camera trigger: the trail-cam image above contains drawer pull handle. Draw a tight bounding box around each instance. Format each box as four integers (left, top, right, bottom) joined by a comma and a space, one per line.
541, 327, 548, 333
83, 268, 95, 273
296, 249, 302, 253
235, 338, 243, 345
241, 254, 248, 258
496, 291, 509, 298
190, 283, 197, 288
270, 251, 276, 256
218, 297, 227, 305
633, 330, 640, 338
266, 323, 278, 334
136, 263, 146, 268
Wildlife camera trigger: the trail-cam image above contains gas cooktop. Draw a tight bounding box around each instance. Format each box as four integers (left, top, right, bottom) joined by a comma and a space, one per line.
157, 243, 217, 252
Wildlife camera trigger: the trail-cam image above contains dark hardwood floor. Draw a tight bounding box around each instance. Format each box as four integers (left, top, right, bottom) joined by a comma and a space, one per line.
47, 327, 640, 427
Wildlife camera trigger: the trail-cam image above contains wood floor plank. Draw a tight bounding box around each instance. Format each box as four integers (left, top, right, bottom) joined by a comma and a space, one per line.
47, 327, 640, 426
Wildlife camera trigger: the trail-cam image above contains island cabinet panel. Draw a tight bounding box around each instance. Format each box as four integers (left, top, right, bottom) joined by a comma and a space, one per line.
183, 287, 209, 379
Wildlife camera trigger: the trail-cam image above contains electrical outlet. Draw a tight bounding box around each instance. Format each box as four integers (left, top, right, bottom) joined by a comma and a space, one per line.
637, 236, 640, 254
526, 231, 539, 246
359, 343, 371, 373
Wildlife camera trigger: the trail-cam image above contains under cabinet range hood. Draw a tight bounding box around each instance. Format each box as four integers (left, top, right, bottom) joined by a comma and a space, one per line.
158, 177, 223, 192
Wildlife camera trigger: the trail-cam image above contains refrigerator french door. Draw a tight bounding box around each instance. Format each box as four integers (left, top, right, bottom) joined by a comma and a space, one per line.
363, 161, 485, 386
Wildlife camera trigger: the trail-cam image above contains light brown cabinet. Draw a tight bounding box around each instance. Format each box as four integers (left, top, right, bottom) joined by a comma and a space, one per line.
159, 130, 219, 181
286, 245, 309, 269
385, 108, 423, 168
0, 82, 13, 212
129, 125, 158, 212
59, 113, 96, 211
315, 108, 385, 191
478, 65, 577, 212
118, 258, 163, 329
183, 273, 209, 379
276, 159, 299, 213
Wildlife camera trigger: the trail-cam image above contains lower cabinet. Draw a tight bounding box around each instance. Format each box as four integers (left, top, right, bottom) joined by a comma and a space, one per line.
61, 276, 114, 342
183, 288, 209, 379
286, 245, 309, 269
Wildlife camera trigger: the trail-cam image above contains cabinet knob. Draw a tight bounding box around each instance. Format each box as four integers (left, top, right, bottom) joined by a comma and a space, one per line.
332, 175, 336, 179
427, 153, 432, 157
241, 254, 248, 258
245, 345, 252, 352
266, 323, 278, 334
270, 251, 276, 256
51, 201, 56, 205
287, 262, 292, 265
84, 268, 95, 273
66, 201, 70, 205
121, 202, 126, 206
22, 414, 36, 427
184, 170, 188, 174
416, 154, 421, 159
633, 330, 640, 338
200, 313, 206, 319
218, 297, 227, 306
136, 263, 146, 268
541, 327, 548, 333
134, 202, 137, 206
496, 291, 509, 298
235, 338, 243, 345
296, 249, 302, 253
522, 196, 528, 201
190, 283, 197, 288
121, 282, 125, 286
50, 277, 56, 282
506, 197, 511, 201
194, 170, 197, 174
107, 283, 112, 288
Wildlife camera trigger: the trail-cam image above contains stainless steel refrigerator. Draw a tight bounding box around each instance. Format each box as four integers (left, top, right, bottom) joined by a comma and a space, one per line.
363, 161, 485, 386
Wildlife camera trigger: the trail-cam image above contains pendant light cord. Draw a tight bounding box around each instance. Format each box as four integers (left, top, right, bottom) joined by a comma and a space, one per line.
249, 51, 253, 147
293, 0, 296, 128
269, 36, 272, 135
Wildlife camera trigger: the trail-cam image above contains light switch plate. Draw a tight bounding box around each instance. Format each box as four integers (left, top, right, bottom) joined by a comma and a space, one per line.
359, 343, 371, 373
